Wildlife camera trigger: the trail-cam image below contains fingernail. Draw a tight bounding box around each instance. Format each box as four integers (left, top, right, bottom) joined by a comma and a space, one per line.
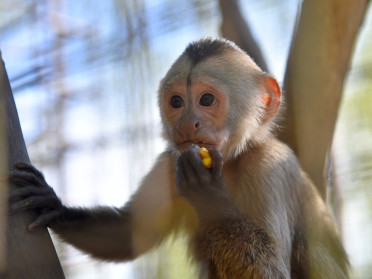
28, 224, 36, 231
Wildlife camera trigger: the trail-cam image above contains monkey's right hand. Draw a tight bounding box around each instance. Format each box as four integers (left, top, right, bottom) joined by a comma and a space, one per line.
9, 162, 66, 231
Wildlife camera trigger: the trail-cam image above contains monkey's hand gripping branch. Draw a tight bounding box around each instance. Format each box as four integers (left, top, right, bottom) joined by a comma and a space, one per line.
9, 163, 134, 260
9, 163, 67, 231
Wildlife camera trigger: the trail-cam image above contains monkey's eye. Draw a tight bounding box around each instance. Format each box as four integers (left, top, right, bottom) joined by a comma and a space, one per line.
199, 93, 216, 107
170, 95, 184, 108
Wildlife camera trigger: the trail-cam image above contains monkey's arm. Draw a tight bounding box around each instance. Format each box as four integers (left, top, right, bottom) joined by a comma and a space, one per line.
9, 153, 176, 261
51, 205, 134, 261
177, 145, 287, 278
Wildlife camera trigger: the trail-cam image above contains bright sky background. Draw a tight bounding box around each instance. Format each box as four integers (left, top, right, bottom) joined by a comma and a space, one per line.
1, 0, 372, 278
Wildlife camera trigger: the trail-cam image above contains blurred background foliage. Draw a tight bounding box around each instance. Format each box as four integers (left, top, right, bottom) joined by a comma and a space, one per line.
0, 0, 371, 278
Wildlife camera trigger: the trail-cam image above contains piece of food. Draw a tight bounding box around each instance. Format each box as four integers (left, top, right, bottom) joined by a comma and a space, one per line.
199, 147, 212, 168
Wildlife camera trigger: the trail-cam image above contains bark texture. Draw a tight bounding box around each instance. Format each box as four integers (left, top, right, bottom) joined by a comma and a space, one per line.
0, 51, 64, 279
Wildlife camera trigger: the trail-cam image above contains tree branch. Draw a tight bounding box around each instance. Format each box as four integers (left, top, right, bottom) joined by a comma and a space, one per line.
0, 51, 65, 278
219, 0, 269, 72
279, 0, 370, 198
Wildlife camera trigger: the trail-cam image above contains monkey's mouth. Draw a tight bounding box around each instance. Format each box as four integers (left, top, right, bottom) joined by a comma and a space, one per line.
175, 141, 215, 150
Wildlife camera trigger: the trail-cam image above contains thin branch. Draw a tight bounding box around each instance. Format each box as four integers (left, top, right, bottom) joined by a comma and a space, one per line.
219, 0, 268, 72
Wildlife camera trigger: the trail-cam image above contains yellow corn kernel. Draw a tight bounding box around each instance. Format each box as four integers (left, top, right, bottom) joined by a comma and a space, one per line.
199, 147, 212, 168
202, 157, 212, 168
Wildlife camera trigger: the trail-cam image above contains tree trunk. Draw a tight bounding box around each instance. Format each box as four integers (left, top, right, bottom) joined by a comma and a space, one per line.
279, 0, 370, 198
0, 51, 64, 278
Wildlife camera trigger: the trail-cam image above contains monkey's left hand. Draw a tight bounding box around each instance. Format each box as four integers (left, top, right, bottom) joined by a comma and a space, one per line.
176, 145, 237, 222
8, 162, 66, 231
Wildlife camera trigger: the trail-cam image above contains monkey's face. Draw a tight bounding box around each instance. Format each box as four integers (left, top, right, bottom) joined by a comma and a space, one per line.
158, 39, 281, 160
161, 80, 230, 153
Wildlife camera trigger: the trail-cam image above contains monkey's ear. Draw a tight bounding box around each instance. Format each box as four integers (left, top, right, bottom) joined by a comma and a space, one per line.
261, 76, 281, 123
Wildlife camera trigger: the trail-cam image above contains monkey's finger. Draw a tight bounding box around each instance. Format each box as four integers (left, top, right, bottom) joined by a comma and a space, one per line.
28, 210, 60, 231
10, 172, 46, 188
179, 148, 196, 176
178, 154, 196, 183
184, 148, 208, 184
176, 158, 186, 182
176, 158, 191, 197
9, 185, 50, 201
10, 196, 57, 213
14, 162, 45, 180
209, 148, 223, 175
177, 156, 203, 197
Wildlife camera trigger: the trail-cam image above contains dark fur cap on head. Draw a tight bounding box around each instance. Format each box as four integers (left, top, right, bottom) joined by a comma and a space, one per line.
184, 37, 240, 66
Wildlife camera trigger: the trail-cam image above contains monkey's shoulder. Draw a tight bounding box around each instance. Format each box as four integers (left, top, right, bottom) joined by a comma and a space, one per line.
220, 139, 298, 195
231, 138, 300, 175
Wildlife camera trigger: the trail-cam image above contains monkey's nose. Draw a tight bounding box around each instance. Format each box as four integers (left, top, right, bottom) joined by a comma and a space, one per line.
177, 119, 201, 135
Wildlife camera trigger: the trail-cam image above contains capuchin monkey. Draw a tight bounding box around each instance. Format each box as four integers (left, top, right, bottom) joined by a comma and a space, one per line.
10, 38, 349, 279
